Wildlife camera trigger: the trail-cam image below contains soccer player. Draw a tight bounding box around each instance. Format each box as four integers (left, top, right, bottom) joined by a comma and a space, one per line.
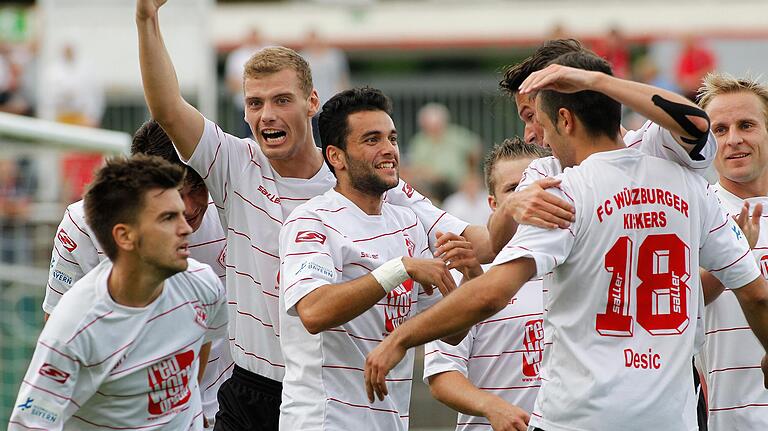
697, 74, 768, 430
136, 1, 483, 429
10, 155, 228, 430
364, 51, 768, 431
423, 138, 550, 431
42, 120, 232, 428
279, 87, 476, 430
488, 39, 718, 252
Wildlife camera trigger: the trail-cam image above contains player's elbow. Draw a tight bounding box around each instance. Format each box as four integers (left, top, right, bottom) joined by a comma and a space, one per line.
688, 113, 711, 137
296, 304, 327, 335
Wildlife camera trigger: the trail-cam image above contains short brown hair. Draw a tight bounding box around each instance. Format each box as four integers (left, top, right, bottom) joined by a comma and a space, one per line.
243, 46, 313, 97
483, 137, 550, 195
84, 155, 185, 260
698, 72, 768, 124
499, 39, 586, 97
131, 119, 205, 189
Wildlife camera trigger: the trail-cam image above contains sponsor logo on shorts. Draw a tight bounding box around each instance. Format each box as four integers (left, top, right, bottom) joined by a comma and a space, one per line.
402, 182, 414, 198
295, 230, 327, 244
17, 398, 59, 424
38, 363, 71, 384
522, 319, 544, 378
57, 229, 77, 252
52, 270, 73, 286
147, 350, 194, 416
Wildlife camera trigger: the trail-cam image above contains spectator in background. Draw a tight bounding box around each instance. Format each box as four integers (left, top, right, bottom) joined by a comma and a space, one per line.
43, 44, 107, 203
0, 158, 32, 266
406, 103, 482, 202
43, 43, 104, 127
225, 28, 270, 137
299, 29, 350, 106
593, 26, 630, 79
0, 42, 31, 116
441, 174, 491, 226
676, 35, 716, 100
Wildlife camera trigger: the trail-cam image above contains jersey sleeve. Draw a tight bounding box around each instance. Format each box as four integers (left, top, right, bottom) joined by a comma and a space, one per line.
628, 121, 718, 184
43, 208, 100, 314
385, 179, 469, 251
422, 332, 473, 383
493, 183, 576, 277
8, 338, 94, 430
515, 157, 561, 192
699, 186, 761, 289
183, 117, 253, 209
279, 212, 342, 316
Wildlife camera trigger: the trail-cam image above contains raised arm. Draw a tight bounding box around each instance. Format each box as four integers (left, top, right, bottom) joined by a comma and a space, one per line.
136, 0, 204, 160
520, 65, 710, 158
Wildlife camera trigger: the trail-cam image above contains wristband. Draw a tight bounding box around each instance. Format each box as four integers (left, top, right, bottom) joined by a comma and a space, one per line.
371, 257, 410, 294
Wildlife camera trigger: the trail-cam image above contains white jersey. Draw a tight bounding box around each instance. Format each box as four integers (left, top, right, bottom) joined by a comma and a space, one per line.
423, 269, 544, 431
494, 148, 759, 431
278, 189, 443, 431
41, 199, 232, 424
517, 121, 717, 190
185, 117, 468, 382
702, 184, 768, 430
11, 259, 228, 431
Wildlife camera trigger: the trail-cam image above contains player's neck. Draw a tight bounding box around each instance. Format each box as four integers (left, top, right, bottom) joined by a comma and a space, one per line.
107, 258, 166, 308
269, 138, 324, 179
334, 182, 383, 215
719, 175, 768, 200
574, 135, 625, 165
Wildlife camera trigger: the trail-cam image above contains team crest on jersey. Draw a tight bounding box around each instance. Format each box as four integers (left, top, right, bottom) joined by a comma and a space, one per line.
147, 350, 194, 416
522, 319, 544, 378
193, 305, 207, 329
295, 230, 327, 244
57, 229, 77, 252
402, 182, 414, 198
760, 255, 768, 279
38, 363, 70, 384
404, 232, 415, 257
218, 246, 227, 269
384, 279, 414, 333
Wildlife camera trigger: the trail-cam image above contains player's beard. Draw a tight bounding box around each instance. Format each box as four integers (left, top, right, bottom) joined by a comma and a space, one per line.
346, 154, 398, 197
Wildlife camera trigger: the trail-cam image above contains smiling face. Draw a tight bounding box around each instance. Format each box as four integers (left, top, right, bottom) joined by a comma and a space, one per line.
132, 188, 193, 277
514, 92, 545, 147
243, 68, 320, 161
336, 110, 400, 196
707, 91, 768, 187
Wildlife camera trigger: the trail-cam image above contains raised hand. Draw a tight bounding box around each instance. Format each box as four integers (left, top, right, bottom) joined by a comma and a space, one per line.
136, 0, 168, 20
735, 201, 762, 249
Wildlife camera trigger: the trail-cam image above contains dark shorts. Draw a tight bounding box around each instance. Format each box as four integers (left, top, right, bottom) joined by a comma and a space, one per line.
213, 365, 282, 431
693, 359, 708, 431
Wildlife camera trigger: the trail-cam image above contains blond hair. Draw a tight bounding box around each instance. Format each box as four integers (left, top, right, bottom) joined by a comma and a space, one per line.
243, 46, 313, 97
698, 72, 768, 123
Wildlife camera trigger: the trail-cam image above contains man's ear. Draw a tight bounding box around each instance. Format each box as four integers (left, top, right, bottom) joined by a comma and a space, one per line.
112, 223, 136, 253
559, 107, 576, 135
308, 89, 320, 118
326, 145, 346, 172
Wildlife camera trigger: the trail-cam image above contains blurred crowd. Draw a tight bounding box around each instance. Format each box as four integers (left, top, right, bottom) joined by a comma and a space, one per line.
0, 26, 720, 266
